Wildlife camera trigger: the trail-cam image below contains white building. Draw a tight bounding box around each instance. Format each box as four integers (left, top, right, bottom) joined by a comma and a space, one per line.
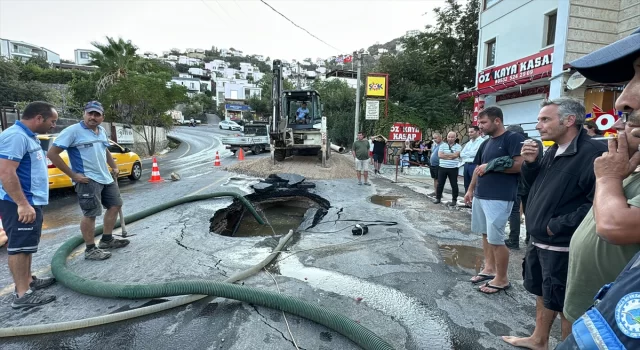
170, 77, 201, 97
457, 0, 640, 138
74, 49, 95, 65
178, 56, 201, 66
186, 48, 195, 54
0, 38, 60, 64
405, 30, 420, 38
167, 55, 178, 61
254, 55, 266, 62
325, 70, 358, 89
212, 76, 261, 106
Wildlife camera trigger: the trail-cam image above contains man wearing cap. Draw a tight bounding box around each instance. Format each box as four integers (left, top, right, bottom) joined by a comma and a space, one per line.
552, 28, 640, 348
47, 101, 129, 261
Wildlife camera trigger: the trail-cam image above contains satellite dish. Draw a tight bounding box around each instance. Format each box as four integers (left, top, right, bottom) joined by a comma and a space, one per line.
566, 72, 586, 90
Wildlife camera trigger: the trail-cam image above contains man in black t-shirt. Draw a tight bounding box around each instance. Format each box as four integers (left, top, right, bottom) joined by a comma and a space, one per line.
464, 106, 525, 294
371, 135, 386, 174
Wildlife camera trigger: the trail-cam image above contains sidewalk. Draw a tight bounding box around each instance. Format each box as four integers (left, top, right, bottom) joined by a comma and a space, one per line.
377, 164, 467, 206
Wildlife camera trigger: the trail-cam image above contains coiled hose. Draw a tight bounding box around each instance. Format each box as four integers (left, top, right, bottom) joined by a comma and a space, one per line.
4, 192, 395, 350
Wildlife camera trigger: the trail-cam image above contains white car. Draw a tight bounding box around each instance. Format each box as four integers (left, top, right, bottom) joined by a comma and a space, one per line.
219, 120, 243, 131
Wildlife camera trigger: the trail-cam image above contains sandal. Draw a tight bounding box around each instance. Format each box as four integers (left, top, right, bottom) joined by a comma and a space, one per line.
478, 282, 512, 294
470, 273, 495, 284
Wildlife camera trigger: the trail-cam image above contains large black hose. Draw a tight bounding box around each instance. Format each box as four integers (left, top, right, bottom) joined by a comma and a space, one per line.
50, 193, 395, 350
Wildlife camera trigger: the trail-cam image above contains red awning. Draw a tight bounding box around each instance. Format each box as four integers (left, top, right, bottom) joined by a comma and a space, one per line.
457, 71, 552, 100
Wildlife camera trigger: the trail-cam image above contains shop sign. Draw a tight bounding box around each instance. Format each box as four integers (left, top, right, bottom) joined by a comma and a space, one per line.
478, 47, 554, 89
115, 124, 134, 144
472, 98, 485, 126
225, 104, 251, 111
389, 122, 421, 141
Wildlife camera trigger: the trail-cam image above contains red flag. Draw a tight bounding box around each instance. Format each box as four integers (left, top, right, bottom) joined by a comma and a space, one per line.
343, 55, 353, 63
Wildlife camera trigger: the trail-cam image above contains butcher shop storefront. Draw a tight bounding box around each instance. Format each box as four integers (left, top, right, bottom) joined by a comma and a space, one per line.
458, 47, 554, 138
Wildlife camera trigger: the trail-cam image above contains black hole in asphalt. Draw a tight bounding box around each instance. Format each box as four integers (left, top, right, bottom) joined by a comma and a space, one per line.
210, 190, 330, 237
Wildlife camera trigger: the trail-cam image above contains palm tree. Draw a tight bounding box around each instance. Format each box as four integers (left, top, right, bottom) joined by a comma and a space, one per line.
90, 37, 149, 94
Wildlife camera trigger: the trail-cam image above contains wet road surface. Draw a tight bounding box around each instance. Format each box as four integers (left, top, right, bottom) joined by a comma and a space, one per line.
0, 123, 554, 349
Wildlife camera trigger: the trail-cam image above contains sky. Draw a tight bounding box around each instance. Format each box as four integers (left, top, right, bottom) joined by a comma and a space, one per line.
0, 0, 447, 62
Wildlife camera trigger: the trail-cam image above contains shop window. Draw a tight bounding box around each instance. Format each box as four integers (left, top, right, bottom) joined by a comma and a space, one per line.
545, 11, 557, 47
485, 39, 496, 67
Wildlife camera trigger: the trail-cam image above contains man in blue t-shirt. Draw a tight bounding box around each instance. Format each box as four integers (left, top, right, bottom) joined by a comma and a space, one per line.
0, 101, 58, 309
296, 102, 310, 123
48, 101, 130, 261
464, 106, 525, 294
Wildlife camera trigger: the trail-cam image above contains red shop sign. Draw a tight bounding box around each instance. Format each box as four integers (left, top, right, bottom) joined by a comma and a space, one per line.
478, 47, 554, 90
389, 122, 422, 141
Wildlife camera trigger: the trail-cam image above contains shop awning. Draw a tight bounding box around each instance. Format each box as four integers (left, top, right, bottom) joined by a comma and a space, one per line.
457, 71, 553, 100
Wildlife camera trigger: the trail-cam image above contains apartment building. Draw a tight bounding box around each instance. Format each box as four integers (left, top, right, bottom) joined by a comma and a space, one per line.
0, 38, 60, 64
74, 49, 95, 65
458, 0, 640, 137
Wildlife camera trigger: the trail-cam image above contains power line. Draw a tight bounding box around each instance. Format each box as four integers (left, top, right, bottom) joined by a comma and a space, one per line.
259, 0, 344, 54
200, 0, 232, 26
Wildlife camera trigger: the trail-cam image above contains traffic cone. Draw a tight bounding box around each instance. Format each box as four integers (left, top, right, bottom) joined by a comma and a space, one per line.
148, 157, 163, 183
214, 151, 221, 167
238, 148, 245, 161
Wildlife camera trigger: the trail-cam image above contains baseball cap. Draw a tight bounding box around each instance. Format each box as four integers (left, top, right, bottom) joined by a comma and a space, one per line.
84, 101, 104, 115
570, 27, 640, 84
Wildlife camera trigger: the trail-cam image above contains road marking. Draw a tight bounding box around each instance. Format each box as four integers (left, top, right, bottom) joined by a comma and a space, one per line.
177, 137, 192, 159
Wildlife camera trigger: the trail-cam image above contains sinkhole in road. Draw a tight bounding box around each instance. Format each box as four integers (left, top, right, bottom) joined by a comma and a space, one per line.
209, 189, 330, 237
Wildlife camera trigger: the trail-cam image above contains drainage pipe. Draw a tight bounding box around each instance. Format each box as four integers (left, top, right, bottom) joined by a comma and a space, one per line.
330, 143, 345, 153
0, 230, 295, 338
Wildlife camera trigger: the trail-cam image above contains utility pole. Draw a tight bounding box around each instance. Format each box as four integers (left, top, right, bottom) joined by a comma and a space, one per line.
297, 62, 302, 89
353, 51, 362, 142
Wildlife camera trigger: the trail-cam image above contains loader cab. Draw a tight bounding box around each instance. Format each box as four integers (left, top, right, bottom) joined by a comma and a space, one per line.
283, 90, 321, 130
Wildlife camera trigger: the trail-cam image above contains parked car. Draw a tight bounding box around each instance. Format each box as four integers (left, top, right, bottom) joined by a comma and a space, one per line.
219, 120, 244, 131
38, 134, 143, 190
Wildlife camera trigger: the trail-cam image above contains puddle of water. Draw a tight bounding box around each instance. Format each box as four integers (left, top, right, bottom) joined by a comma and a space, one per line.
439, 244, 484, 273
278, 258, 452, 347
369, 195, 402, 207
234, 205, 308, 237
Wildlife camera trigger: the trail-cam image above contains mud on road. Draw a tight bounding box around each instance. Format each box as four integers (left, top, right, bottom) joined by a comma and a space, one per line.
225, 153, 358, 180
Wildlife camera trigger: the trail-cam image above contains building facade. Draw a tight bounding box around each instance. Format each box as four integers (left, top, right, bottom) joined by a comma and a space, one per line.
1, 38, 60, 64
74, 49, 95, 65
458, 0, 640, 137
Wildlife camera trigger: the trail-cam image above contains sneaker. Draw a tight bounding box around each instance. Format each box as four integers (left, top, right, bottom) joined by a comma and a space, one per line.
11, 289, 56, 309
98, 237, 130, 249
433, 199, 441, 204
364, 182, 371, 186
30, 276, 56, 290
85, 248, 112, 260
447, 201, 456, 207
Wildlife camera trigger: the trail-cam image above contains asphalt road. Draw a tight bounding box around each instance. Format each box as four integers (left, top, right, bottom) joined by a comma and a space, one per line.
0, 120, 554, 350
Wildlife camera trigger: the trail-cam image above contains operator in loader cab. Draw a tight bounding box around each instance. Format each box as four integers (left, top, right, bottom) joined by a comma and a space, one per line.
296, 102, 310, 124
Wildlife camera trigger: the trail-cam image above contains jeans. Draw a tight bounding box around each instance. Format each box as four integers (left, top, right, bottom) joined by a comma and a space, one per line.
436, 167, 459, 201
463, 163, 476, 193
508, 194, 522, 243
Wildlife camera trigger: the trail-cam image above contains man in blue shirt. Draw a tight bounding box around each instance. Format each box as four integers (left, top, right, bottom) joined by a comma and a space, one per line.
48, 101, 129, 261
0, 101, 59, 308
296, 102, 310, 123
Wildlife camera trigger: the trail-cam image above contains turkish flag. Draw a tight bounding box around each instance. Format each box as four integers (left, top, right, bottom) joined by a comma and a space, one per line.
343, 55, 353, 63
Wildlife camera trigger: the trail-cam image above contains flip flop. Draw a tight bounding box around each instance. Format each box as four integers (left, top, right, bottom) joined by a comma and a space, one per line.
470, 273, 495, 284
478, 282, 512, 294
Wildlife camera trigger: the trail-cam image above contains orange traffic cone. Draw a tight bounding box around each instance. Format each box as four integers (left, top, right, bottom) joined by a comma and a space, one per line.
238, 148, 245, 161
148, 157, 163, 183
214, 151, 221, 167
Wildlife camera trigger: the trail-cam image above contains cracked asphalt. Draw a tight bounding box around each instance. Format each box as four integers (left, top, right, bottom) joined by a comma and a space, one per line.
0, 121, 561, 349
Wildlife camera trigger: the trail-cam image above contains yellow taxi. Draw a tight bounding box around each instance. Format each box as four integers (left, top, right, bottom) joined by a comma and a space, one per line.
37, 134, 143, 190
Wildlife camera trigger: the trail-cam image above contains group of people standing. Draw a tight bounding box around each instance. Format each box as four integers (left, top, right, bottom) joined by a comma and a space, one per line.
467, 28, 640, 349
0, 100, 130, 309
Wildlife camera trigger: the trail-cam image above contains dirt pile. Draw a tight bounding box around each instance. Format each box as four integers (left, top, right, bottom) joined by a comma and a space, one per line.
225, 154, 357, 180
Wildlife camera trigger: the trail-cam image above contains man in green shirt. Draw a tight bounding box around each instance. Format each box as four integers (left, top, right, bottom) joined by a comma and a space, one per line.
352, 131, 371, 186
562, 29, 640, 326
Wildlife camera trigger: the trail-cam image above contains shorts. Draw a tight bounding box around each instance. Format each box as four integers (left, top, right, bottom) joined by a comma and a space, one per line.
75, 179, 123, 217
0, 200, 43, 255
523, 244, 569, 312
373, 153, 384, 163
355, 159, 370, 172
471, 197, 513, 245
430, 166, 439, 179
